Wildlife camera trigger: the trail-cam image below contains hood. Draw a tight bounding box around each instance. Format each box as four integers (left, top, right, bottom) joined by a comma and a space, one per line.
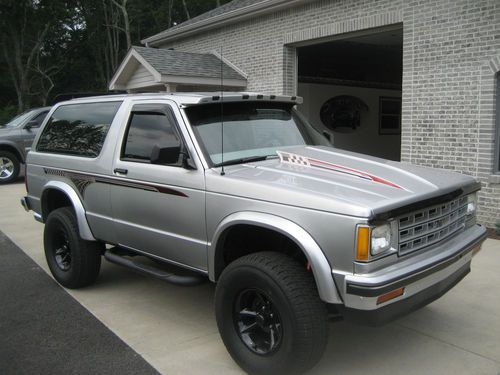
206, 146, 479, 219
0, 126, 15, 135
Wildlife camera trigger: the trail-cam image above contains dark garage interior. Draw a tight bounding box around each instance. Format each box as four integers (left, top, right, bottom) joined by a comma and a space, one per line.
297, 27, 403, 161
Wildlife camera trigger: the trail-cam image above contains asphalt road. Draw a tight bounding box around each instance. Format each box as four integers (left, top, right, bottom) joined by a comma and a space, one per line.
1, 181, 500, 374
0, 230, 158, 375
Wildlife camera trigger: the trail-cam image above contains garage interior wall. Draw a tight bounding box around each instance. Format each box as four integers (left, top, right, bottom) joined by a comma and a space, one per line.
298, 83, 401, 161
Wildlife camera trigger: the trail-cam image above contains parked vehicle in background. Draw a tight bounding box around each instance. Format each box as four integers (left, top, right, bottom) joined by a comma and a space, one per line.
21, 93, 487, 374
0, 107, 50, 184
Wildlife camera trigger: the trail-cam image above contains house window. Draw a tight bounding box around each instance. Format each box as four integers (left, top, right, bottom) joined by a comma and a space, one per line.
379, 97, 401, 135
496, 72, 500, 173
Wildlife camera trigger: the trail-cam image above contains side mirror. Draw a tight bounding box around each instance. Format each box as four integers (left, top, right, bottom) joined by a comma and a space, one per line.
24, 120, 38, 130
151, 141, 181, 165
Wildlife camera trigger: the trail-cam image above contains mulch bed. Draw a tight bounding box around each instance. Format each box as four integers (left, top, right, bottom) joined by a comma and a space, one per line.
486, 227, 500, 240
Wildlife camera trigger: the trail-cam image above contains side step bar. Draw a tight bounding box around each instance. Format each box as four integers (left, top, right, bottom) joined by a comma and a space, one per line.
104, 249, 206, 286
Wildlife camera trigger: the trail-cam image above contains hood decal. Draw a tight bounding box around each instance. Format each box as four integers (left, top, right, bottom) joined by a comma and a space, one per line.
277, 151, 404, 190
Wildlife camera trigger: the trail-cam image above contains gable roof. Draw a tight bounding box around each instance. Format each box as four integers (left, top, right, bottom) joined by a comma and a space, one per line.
132, 46, 245, 80
143, 0, 312, 47
109, 46, 247, 91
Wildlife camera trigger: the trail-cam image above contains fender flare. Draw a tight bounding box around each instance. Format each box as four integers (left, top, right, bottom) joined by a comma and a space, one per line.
41, 181, 96, 241
209, 211, 342, 304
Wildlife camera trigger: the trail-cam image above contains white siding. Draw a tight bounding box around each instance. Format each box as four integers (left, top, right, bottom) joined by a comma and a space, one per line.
127, 65, 156, 89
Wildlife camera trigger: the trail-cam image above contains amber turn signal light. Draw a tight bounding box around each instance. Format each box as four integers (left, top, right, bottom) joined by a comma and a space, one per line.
356, 226, 370, 261
376, 287, 405, 305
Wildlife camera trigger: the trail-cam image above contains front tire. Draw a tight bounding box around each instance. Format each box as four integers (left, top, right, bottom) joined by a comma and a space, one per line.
44, 207, 102, 289
215, 252, 328, 375
0, 151, 20, 184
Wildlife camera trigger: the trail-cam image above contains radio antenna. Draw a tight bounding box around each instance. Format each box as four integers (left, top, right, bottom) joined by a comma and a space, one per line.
220, 45, 225, 176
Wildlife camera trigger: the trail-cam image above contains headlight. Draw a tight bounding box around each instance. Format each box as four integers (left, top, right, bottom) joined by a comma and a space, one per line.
371, 224, 392, 255
465, 193, 477, 228
466, 193, 477, 218
356, 222, 396, 261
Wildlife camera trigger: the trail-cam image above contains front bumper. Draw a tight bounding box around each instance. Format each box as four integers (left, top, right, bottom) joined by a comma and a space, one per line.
335, 224, 487, 325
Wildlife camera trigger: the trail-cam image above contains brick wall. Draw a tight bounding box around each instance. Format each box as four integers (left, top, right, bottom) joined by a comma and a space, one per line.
158, 0, 500, 226
400, 0, 500, 228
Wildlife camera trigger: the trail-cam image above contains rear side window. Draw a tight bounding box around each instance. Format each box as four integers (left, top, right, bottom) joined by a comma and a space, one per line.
122, 106, 179, 162
37, 101, 122, 157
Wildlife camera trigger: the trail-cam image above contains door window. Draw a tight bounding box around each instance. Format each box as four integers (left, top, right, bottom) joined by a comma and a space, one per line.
122, 106, 180, 164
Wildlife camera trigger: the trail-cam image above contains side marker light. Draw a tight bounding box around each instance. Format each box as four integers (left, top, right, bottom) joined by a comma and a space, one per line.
376, 287, 405, 305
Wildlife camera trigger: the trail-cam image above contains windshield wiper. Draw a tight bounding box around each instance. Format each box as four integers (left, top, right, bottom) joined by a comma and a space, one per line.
214, 155, 277, 168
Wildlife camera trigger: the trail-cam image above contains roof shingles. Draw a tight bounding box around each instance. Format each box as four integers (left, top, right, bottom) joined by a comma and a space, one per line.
144, 0, 265, 43
168, 0, 264, 32
132, 46, 245, 81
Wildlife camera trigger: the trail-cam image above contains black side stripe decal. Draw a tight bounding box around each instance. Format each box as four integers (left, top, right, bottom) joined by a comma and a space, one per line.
43, 168, 188, 198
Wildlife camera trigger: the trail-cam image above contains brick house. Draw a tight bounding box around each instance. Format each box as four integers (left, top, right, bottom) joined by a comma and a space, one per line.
109, 0, 500, 227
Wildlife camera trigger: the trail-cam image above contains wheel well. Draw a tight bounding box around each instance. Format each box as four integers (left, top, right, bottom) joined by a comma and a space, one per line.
214, 224, 308, 280
0, 144, 23, 163
42, 189, 73, 220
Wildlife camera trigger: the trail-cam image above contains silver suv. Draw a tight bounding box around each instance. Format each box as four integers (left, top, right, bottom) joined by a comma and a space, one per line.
0, 107, 50, 184
21, 93, 487, 374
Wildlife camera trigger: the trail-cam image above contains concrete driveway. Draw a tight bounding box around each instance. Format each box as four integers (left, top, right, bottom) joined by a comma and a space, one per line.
1, 181, 499, 374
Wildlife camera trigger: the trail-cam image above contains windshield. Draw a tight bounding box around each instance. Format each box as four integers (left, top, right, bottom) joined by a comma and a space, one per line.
4, 110, 36, 128
185, 102, 329, 166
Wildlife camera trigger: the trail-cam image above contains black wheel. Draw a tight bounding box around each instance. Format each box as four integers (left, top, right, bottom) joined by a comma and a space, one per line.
215, 252, 328, 375
0, 151, 20, 184
44, 207, 103, 289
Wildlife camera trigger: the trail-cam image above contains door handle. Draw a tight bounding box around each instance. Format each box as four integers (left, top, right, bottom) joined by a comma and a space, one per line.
114, 168, 128, 175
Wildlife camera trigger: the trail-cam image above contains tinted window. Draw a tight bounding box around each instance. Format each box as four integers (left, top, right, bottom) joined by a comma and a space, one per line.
122, 110, 179, 162
30, 111, 49, 128
37, 102, 121, 157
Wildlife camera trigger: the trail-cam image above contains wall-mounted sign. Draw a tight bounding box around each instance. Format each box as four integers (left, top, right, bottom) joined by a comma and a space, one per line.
320, 95, 368, 132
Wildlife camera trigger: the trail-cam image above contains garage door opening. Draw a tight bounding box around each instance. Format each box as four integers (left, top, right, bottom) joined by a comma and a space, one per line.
297, 27, 403, 161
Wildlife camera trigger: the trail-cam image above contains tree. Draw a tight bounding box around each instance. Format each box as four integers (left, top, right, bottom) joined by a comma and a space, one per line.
0, 0, 231, 113
0, 2, 49, 111
0, 0, 74, 112
111, 0, 131, 49
182, 0, 190, 20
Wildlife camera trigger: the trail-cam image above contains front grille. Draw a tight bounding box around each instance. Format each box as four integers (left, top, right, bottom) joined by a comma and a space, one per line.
398, 197, 468, 255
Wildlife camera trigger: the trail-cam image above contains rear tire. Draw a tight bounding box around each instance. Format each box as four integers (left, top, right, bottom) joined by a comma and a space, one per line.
0, 151, 20, 184
44, 207, 102, 289
215, 252, 328, 375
